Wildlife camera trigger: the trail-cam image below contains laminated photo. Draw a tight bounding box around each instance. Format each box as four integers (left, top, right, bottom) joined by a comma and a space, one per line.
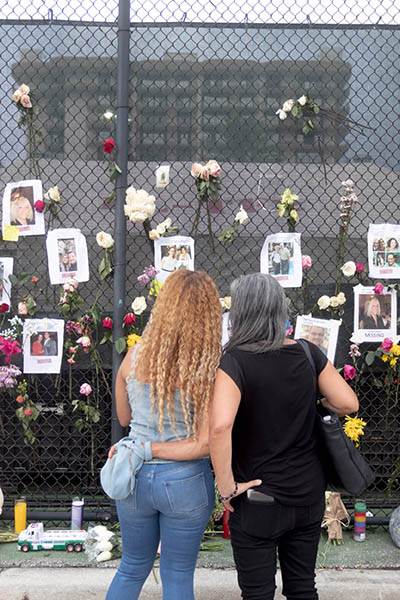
154, 235, 194, 283
295, 314, 341, 364
351, 284, 397, 344
46, 228, 89, 285
0, 257, 14, 308
368, 223, 400, 279
2, 179, 45, 237
155, 165, 170, 188
260, 232, 302, 288
23, 318, 65, 374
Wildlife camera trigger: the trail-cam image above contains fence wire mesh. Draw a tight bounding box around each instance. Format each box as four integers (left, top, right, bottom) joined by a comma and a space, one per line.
0, 1, 399, 520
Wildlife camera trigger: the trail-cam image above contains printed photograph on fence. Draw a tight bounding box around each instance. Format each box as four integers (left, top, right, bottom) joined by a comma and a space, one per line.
46, 228, 89, 285
1, 179, 44, 237
0, 257, 14, 308
154, 235, 194, 282
23, 318, 64, 374
294, 315, 341, 364
260, 232, 302, 288
368, 223, 400, 279
351, 284, 397, 344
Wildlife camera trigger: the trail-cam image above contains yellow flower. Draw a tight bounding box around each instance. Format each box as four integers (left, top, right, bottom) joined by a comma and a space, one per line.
277, 203, 286, 217
281, 187, 298, 205
343, 415, 367, 447
391, 344, 400, 356
290, 209, 299, 222
127, 334, 141, 348
390, 357, 398, 367
149, 279, 163, 297
381, 354, 389, 362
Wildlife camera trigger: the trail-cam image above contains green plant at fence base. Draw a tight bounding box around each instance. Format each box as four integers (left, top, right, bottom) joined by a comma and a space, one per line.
190, 160, 222, 254
12, 84, 42, 179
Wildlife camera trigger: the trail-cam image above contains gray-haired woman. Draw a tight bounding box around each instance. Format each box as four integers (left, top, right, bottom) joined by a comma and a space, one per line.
209, 273, 358, 600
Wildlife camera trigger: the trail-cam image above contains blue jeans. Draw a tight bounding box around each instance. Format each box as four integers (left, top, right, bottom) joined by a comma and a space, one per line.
106, 459, 214, 600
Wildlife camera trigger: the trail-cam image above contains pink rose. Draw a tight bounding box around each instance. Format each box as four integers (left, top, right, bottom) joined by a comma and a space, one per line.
343, 364, 356, 381
301, 255, 312, 270
349, 344, 361, 358
199, 167, 210, 181
206, 160, 222, 177
12, 89, 22, 102
190, 163, 203, 178
67, 357, 75, 364
18, 84, 30, 95
34, 200, 45, 213
374, 283, 384, 295
355, 262, 364, 273
381, 338, 393, 352
80, 383, 92, 396
18, 301, 28, 316
77, 336, 91, 348
341, 179, 354, 187
20, 94, 32, 108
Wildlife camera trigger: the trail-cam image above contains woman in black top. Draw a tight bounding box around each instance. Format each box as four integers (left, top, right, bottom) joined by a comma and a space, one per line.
209, 273, 358, 600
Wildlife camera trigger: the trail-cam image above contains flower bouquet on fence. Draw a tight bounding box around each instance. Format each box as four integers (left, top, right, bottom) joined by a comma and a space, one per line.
12, 83, 41, 178
190, 160, 222, 253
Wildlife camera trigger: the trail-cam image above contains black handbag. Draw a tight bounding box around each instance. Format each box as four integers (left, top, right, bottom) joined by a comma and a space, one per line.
297, 339, 375, 496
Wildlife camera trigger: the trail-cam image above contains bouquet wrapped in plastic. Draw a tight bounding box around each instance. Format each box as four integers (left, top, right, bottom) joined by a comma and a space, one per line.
85, 525, 122, 562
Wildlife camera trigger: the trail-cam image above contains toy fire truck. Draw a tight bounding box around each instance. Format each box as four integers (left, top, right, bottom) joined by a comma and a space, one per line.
18, 522, 88, 552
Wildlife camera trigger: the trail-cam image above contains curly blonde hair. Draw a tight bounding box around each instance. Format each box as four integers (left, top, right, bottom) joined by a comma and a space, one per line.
134, 270, 222, 436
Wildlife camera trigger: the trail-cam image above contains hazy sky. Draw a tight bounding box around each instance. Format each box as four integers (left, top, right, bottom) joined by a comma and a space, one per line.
0, 0, 399, 25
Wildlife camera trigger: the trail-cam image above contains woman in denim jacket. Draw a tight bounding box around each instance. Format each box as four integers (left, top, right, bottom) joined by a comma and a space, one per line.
106, 270, 222, 600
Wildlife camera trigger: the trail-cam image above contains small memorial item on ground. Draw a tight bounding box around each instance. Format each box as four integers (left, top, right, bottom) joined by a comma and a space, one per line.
18, 522, 87, 552
322, 492, 350, 544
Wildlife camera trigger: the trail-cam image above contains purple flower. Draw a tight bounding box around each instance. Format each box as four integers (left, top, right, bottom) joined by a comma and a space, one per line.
137, 273, 150, 286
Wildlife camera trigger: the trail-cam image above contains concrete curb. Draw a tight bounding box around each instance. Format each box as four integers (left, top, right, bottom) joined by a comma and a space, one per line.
1, 567, 400, 600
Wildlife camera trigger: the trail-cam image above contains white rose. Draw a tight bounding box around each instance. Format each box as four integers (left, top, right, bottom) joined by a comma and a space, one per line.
317, 295, 330, 310
337, 292, 346, 305
282, 99, 295, 112
234, 205, 249, 225
297, 95, 307, 106
18, 84, 30, 95
12, 89, 22, 102
341, 261, 356, 277
276, 109, 287, 120
20, 94, 32, 108
124, 188, 156, 223
149, 229, 160, 240
96, 551, 113, 562
220, 296, 231, 310
91, 526, 114, 541
96, 231, 114, 249
156, 222, 167, 235
95, 540, 113, 553
329, 296, 339, 308
44, 186, 61, 203
131, 296, 147, 315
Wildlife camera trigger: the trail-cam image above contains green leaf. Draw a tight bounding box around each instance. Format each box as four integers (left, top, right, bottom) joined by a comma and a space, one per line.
313, 105, 320, 115
307, 120, 314, 129
365, 351, 376, 366
291, 105, 302, 118
115, 337, 127, 354
8, 274, 19, 286
302, 124, 310, 135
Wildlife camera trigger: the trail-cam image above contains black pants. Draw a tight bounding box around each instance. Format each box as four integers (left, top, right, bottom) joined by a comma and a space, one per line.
229, 495, 325, 600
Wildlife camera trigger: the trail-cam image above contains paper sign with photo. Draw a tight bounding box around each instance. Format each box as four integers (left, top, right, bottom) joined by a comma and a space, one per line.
155, 165, 170, 188
368, 223, 400, 279
0, 257, 14, 309
2, 179, 45, 237
260, 232, 302, 288
351, 284, 397, 344
23, 318, 65, 374
295, 314, 341, 364
154, 235, 194, 283
46, 228, 89, 285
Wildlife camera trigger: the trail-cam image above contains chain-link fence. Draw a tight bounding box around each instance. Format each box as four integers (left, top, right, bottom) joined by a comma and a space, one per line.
0, 1, 399, 521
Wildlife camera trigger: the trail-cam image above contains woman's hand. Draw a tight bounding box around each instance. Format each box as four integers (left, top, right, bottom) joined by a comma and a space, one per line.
220, 479, 262, 513
108, 445, 117, 459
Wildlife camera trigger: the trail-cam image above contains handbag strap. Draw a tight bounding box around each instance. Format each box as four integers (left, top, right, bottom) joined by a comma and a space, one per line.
297, 338, 317, 393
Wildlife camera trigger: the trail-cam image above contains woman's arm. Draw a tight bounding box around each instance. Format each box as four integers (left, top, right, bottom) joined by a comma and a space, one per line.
115, 348, 134, 427
151, 415, 209, 460
209, 369, 261, 512
318, 361, 359, 416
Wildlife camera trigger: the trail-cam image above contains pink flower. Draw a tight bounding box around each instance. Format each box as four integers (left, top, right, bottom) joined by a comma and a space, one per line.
0, 337, 22, 363
341, 179, 354, 187
206, 160, 222, 177
285, 325, 294, 337
76, 336, 91, 348
190, 162, 203, 178
374, 283, 384, 295
199, 166, 210, 181
67, 357, 75, 364
301, 255, 312, 270
24, 408, 33, 416
355, 262, 364, 273
381, 338, 393, 352
80, 383, 92, 396
349, 344, 361, 358
34, 200, 45, 213
18, 301, 28, 315
102, 317, 113, 330
20, 94, 32, 108
343, 364, 356, 381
